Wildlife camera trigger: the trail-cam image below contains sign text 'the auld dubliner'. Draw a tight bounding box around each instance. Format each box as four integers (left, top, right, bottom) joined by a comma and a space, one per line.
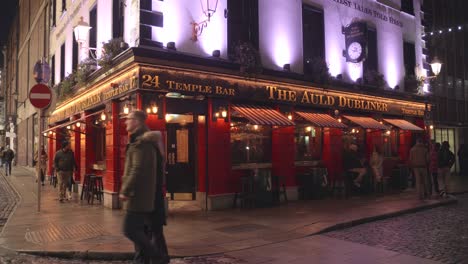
266, 86, 389, 112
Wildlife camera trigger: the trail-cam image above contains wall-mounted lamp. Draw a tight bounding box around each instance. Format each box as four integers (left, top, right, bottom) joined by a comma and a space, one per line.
253, 125, 259, 130
220, 107, 227, 118
167, 42, 177, 51
287, 112, 293, 121
101, 112, 107, 121
283, 64, 291, 72
43, 132, 47, 137
191, 0, 219, 41
306, 126, 313, 132
429, 125, 434, 130
123, 104, 130, 114
212, 50, 220, 58
386, 130, 391, 135
66, 125, 71, 130
338, 118, 342, 123
49, 131, 53, 135
152, 104, 158, 114
76, 122, 81, 128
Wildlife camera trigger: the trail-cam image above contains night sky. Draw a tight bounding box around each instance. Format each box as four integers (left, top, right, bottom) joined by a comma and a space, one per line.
0, 0, 18, 67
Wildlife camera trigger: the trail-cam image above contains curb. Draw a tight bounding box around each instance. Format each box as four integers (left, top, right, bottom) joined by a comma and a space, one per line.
314, 196, 458, 235
16, 197, 459, 261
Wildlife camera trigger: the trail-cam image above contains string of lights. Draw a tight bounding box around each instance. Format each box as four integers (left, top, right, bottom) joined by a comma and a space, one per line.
422, 24, 467, 37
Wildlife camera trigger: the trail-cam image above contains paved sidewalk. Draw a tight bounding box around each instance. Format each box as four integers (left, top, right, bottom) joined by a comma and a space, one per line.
0, 167, 460, 259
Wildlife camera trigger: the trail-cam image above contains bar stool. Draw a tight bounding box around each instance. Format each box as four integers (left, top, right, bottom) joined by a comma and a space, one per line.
233, 174, 256, 208
89, 175, 104, 204
80, 174, 94, 201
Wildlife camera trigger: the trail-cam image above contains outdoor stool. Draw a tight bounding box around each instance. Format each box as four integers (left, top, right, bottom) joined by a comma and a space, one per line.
271, 175, 288, 205
233, 174, 256, 208
89, 176, 104, 204
80, 174, 95, 201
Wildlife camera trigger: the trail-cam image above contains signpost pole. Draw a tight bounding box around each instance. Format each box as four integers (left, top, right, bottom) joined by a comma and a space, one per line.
37, 109, 43, 212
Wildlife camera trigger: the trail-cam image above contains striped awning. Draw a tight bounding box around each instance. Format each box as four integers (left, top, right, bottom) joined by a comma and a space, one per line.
296, 112, 347, 128
383, 119, 424, 131
231, 104, 295, 126
343, 116, 389, 130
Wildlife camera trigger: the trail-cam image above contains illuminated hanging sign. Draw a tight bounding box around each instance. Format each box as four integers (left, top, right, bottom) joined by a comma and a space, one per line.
332, 0, 403, 28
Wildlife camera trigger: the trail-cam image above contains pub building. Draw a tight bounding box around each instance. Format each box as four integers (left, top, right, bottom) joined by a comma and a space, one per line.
45, 0, 429, 209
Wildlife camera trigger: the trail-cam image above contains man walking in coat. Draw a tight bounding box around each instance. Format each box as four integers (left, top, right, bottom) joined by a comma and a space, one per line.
409, 138, 430, 200
54, 141, 77, 202
120, 110, 168, 264
3, 146, 15, 176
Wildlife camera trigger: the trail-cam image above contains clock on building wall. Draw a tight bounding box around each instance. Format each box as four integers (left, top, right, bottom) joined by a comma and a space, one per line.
342, 21, 368, 63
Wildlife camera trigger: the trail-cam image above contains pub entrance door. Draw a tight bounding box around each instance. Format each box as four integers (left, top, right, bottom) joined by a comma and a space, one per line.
166, 115, 196, 200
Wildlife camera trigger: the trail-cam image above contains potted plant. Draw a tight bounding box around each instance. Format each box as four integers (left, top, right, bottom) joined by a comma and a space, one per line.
305, 57, 331, 84
229, 41, 262, 75
363, 70, 386, 89
98, 38, 129, 70
56, 72, 77, 102
76, 58, 97, 87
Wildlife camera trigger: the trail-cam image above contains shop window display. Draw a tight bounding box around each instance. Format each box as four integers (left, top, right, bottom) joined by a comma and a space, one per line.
230, 122, 272, 165
295, 125, 322, 161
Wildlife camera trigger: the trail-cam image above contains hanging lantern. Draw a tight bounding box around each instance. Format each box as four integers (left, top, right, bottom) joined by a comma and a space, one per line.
201, 0, 219, 21
430, 57, 442, 76
73, 16, 92, 45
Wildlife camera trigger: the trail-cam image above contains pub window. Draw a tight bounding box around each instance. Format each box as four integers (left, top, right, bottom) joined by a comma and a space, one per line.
383, 130, 399, 157
60, 43, 65, 81
401, 0, 414, 15
230, 122, 271, 165
403, 41, 416, 75
50, 55, 55, 86
295, 125, 323, 161
89, 6, 98, 58
302, 5, 325, 76
113, 0, 125, 38
227, 0, 259, 51
72, 33, 78, 71
364, 28, 378, 73
94, 126, 106, 162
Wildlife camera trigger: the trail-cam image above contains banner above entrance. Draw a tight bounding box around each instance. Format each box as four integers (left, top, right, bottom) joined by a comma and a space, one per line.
139, 67, 426, 117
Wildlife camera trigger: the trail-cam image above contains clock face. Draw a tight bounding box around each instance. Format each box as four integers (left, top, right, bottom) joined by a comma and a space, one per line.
347, 42, 363, 61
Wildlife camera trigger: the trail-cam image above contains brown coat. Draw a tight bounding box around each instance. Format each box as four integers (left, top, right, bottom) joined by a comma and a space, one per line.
120, 127, 160, 212
409, 143, 429, 168
34, 151, 48, 176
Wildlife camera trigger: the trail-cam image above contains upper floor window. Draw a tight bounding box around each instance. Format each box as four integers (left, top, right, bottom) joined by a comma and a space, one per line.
364, 28, 378, 74
302, 5, 325, 76
227, 0, 259, 51
403, 41, 416, 75
89, 6, 98, 58
62, 0, 67, 12
401, 0, 414, 15
113, 0, 125, 38
50, 55, 55, 86
60, 43, 65, 81
51, 0, 56, 26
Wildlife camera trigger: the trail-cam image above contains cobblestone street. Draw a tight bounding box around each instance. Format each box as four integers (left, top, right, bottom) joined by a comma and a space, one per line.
0, 254, 244, 264
326, 194, 468, 264
0, 174, 19, 237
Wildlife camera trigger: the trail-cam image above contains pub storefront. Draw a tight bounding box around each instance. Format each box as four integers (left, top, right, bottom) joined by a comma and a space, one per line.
46, 59, 428, 210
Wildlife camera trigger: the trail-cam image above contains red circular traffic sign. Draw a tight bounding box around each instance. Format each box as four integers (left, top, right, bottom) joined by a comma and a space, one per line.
29, 83, 52, 109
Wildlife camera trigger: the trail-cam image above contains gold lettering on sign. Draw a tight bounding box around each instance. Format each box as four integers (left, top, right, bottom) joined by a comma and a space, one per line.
265, 86, 296, 102
337, 96, 388, 112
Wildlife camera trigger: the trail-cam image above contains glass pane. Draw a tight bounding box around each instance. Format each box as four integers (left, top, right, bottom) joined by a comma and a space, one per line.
231, 123, 272, 164
295, 125, 322, 161
176, 129, 189, 163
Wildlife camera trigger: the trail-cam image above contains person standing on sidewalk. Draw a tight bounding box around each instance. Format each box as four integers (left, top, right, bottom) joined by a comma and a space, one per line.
0, 146, 4, 167
457, 144, 468, 176
438, 141, 455, 197
3, 146, 15, 176
120, 110, 167, 264
409, 138, 430, 200
34, 146, 48, 186
429, 142, 441, 195
53, 141, 77, 202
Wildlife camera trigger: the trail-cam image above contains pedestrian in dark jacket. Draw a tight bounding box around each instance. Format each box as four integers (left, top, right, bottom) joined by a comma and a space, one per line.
458, 144, 468, 176
53, 141, 77, 202
120, 110, 168, 264
438, 141, 455, 196
3, 146, 15, 176
429, 142, 441, 194
0, 146, 4, 167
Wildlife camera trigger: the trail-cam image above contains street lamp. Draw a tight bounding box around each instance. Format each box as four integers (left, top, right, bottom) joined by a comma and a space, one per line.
73, 17, 91, 45
430, 56, 442, 77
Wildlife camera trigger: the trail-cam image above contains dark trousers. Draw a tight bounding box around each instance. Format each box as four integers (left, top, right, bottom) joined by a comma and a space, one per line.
123, 211, 157, 264
432, 172, 440, 193
4, 161, 12, 176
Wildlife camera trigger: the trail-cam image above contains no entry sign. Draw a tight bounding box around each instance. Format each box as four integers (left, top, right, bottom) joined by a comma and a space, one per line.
29, 83, 52, 109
